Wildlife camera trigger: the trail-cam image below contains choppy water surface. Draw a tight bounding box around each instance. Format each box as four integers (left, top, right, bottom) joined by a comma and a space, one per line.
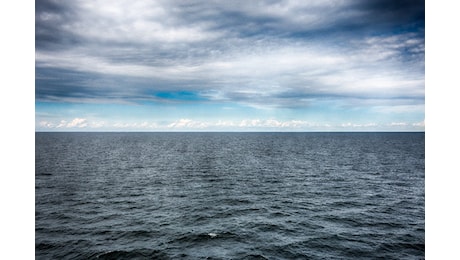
36, 132, 424, 259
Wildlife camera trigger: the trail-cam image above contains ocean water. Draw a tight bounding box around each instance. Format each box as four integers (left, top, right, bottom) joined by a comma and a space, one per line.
35, 132, 424, 259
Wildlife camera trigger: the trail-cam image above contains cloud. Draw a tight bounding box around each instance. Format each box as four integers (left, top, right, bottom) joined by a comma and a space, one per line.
412, 120, 425, 127
50, 118, 88, 128
340, 122, 378, 128
38, 118, 323, 131
39, 121, 55, 128
167, 119, 209, 129
48, 118, 88, 128
36, 118, 424, 132
66, 118, 87, 128
111, 122, 158, 129
389, 122, 408, 126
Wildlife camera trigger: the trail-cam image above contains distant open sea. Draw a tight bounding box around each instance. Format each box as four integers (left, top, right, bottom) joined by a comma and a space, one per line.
35, 132, 424, 259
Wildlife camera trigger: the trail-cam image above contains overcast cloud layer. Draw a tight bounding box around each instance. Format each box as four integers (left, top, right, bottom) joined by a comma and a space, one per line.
36, 0, 425, 131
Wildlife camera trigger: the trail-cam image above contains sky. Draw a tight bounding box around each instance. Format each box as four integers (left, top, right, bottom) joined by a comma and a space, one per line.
35, 0, 425, 131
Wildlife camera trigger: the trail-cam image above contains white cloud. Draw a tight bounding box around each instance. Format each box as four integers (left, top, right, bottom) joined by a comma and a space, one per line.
340, 122, 378, 128
167, 119, 209, 129
38, 118, 88, 129
389, 122, 408, 126
67, 118, 87, 128
412, 120, 425, 127
39, 121, 54, 128
70, 0, 220, 44
161, 118, 322, 130
89, 121, 106, 128
111, 122, 159, 129
56, 120, 67, 128
35, 117, 425, 131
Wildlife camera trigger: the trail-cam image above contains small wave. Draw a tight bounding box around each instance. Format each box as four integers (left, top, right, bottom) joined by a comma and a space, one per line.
241, 254, 268, 259
92, 229, 159, 241
38, 172, 53, 176
36, 242, 58, 250
270, 211, 292, 218
378, 242, 425, 252
221, 198, 252, 205
96, 249, 168, 259
251, 222, 282, 232
374, 242, 425, 259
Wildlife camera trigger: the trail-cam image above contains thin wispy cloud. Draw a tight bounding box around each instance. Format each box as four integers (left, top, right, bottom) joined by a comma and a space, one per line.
36, 0, 424, 131
37, 117, 425, 132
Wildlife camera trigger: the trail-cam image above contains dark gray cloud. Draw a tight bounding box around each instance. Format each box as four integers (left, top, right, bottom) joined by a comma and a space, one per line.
35, 0, 82, 50
161, 0, 424, 39
356, 0, 424, 26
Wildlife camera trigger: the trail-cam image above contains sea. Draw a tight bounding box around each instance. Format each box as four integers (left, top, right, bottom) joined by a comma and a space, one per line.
35, 132, 425, 259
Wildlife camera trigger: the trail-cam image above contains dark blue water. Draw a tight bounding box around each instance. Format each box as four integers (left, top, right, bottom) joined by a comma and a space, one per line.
35, 132, 424, 259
